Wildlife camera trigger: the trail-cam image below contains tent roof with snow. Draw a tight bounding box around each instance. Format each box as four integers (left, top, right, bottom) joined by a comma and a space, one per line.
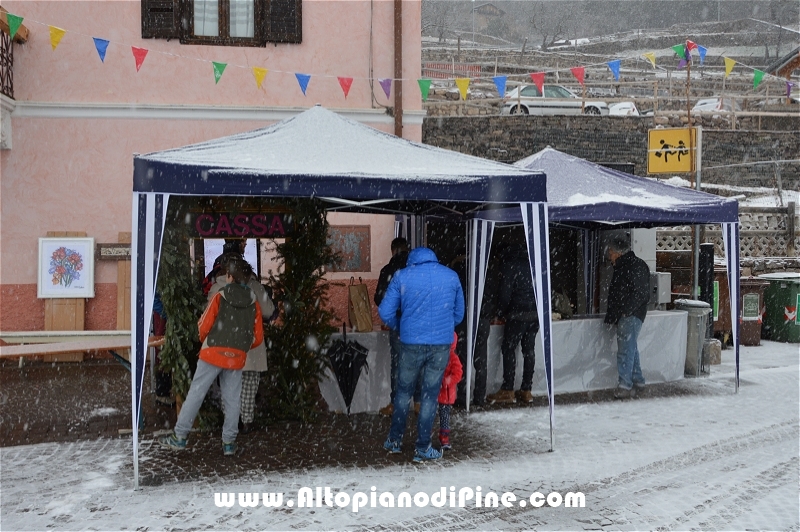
474, 146, 738, 228
134, 105, 546, 214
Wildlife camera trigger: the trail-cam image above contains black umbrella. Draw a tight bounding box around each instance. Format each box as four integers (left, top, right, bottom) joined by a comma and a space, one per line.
327, 323, 370, 414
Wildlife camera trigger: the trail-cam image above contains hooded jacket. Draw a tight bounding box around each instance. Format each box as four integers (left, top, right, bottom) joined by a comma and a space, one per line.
198, 282, 263, 370
604, 250, 650, 325
437, 333, 463, 405
378, 247, 465, 345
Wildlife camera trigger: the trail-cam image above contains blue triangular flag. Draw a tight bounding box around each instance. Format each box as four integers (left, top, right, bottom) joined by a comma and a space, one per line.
607, 60, 621, 81
697, 45, 707, 64
295, 73, 311, 95
93, 37, 110, 63
493, 76, 507, 97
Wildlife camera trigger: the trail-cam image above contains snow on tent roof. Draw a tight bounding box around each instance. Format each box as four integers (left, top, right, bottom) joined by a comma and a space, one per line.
508, 147, 739, 227
133, 106, 546, 210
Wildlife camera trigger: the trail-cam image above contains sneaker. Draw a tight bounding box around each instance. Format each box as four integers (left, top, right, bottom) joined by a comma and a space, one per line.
158, 432, 187, 451
239, 422, 254, 435
439, 431, 451, 450
379, 403, 394, 416
222, 441, 237, 456
613, 386, 632, 399
632, 382, 646, 390
487, 389, 516, 404
383, 438, 402, 454
515, 390, 534, 403
413, 446, 442, 463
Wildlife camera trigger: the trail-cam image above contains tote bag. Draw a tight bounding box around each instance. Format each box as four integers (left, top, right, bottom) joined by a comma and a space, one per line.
348, 277, 374, 332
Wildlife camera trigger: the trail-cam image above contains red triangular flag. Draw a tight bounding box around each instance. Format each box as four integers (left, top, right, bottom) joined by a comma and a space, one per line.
529, 72, 545, 93
132, 47, 148, 72
686, 40, 698, 52
338, 77, 353, 98
570, 66, 585, 86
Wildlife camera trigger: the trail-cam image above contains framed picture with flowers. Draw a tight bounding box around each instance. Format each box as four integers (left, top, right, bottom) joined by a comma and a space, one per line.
37, 238, 95, 298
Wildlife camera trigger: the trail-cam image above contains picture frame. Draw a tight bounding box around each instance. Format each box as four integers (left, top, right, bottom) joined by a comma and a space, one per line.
37, 237, 95, 298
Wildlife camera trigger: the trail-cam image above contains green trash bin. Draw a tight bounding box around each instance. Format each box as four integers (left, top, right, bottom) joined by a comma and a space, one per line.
758, 273, 800, 343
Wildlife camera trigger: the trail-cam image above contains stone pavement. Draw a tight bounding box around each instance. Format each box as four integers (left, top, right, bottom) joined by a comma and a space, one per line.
0, 359, 709, 488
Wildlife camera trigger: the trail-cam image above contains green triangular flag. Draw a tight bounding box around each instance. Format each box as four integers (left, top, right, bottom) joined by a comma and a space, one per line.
417, 78, 432, 101
753, 69, 765, 89
212, 62, 227, 84
671, 44, 685, 57
7, 13, 23, 40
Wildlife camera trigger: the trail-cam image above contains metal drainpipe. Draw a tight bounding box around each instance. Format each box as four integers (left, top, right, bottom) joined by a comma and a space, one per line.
394, 0, 403, 138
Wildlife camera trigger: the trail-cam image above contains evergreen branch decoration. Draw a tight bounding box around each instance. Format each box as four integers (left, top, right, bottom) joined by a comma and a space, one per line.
264, 198, 339, 422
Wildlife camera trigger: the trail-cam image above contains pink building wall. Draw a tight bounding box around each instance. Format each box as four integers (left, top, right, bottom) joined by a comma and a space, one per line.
0, 0, 423, 331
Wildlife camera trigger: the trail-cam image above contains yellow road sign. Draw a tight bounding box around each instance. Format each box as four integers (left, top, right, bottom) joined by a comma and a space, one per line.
647, 127, 696, 174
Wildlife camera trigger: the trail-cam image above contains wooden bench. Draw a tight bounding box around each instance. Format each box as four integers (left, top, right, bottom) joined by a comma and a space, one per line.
0, 332, 164, 370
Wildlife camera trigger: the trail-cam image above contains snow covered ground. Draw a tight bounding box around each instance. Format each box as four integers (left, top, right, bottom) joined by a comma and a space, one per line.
2, 340, 798, 531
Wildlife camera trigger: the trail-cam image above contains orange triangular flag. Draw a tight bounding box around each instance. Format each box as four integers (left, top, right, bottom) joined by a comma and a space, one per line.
49, 26, 66, 50
338, 77, 353, 98
252, 67, 268, 89
529, 72, 545, 93
132, 47, 148, 72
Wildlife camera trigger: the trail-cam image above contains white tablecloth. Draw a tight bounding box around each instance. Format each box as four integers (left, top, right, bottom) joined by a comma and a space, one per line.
319, 310, 688, 413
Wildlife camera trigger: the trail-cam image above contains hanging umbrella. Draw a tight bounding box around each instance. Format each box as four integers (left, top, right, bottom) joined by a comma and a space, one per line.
327, 324, 370, 414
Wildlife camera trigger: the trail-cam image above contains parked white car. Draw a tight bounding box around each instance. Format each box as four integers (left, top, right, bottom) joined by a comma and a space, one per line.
608, 101, 640, 116
501, 84, 609, 116
692, 97, 741, 113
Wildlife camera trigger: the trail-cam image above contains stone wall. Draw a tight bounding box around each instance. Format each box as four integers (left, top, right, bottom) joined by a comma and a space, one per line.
421, 114, 800, 190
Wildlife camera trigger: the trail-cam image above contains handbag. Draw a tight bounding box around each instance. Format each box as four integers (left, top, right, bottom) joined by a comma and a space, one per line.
348, 277, 374, 332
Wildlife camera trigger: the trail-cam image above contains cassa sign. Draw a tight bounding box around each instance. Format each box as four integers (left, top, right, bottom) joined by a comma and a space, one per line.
191, 212, 293, 238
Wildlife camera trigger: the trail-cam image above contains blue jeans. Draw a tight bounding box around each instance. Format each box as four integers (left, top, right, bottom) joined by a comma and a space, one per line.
616, 316, 645, 389
388, 342, 449, 452
389, 329, 420, 404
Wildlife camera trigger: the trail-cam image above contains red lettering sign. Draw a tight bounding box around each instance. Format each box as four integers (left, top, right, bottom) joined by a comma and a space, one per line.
190, 213, 292, 238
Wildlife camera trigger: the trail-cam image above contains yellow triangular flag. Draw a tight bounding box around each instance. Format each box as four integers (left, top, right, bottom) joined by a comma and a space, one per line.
455, 77, 470, 100
643, 52, 656, 69
724, 57, 736, 78
252, 67, 268, 89
49, 26, 66, 51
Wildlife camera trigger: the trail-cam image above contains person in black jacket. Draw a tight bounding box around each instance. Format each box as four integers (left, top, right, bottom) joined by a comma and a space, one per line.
374, 237, 409, 416
487, 244, 538, 404
604, 235, 651, 399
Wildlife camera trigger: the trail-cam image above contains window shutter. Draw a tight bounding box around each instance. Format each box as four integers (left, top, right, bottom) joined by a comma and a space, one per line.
142, 0, 181, 39
264, 0, 302, 44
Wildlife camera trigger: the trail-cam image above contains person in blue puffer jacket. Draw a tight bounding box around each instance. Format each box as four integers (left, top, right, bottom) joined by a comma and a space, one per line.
378, 247, 465, 463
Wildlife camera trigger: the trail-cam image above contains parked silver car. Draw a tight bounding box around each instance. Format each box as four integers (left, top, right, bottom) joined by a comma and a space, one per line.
501, 84, 609, 116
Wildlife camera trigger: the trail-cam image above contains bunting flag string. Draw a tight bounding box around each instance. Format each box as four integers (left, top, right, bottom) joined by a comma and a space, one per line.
49, 25, 66, 50
3, 9, 792, 103
379, 78, 392, 99
570, 66, 585, 86
455, 77, 470, 100
93, 37, 109, 63
492, 76, 507, 98
252, 67, 268, 89
6, 13, 24, 40
295, 73, 311, 95
212, 62, 227, 84
337, 76, 353, 98
607, 60, 621, 81
417, 78, 432, 101
132, 46, 148, 72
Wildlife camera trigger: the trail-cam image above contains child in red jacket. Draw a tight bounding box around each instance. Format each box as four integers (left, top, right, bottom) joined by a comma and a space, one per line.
438, 332, 463, 450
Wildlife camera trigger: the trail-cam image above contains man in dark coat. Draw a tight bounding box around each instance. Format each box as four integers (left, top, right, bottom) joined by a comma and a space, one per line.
604, 235, 651, 399
374, 237, 409, 416
487, 244, 539, 404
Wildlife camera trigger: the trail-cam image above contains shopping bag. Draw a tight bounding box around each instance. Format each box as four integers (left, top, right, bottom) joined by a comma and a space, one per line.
348, 277, 374, 332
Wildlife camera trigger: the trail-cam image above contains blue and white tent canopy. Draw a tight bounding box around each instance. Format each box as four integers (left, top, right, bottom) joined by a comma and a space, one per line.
130, 105, 553, 488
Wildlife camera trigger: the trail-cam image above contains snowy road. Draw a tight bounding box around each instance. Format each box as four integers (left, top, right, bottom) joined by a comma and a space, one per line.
2, 341, 798, 531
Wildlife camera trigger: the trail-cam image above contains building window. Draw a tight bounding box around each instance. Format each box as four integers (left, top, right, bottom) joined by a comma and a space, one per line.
141, 0, 301, 46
